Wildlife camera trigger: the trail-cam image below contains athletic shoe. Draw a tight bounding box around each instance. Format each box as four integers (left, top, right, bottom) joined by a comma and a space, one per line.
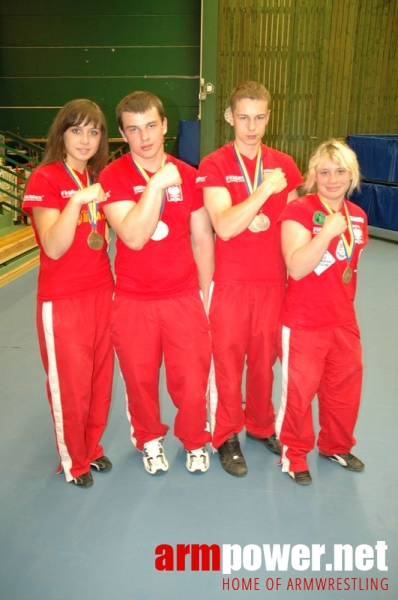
320, 452, 365, 471
186, 447, 210, 473
247, 432, 282, 455
217, 434, 248, 477
90, 455, 113, 472
72, 471, 93, 488
288, 470, 312, 485
142, 438, 169, 475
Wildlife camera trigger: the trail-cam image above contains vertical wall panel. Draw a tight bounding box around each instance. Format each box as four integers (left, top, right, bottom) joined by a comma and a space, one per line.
215, 0, 398, 173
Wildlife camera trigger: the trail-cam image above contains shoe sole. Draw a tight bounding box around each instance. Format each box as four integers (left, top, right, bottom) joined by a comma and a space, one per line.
319, 453, 365, 472
72, 479, 93, 488
219, 462, 248, 477
187, 467, 209, 474
72, 482, 93, 488
144, 467, 169, 475
288, 473, 312, 485
143, 461, 169, 475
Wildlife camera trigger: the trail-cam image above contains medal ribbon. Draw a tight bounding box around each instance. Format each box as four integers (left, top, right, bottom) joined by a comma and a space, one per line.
319, 198, 355, 262
132, 154, 167, 219
63, 162, 97, 228
233, 143, 263, 195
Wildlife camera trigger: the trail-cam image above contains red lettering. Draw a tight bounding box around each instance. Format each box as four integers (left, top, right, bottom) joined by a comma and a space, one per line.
155, 544, 173, 571
191, 544, 221, 571
176, 544, 190, 571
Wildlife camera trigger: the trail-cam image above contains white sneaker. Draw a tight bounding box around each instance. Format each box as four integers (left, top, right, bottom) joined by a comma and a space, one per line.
186, 447, 210, 473
142, 438, 169, 475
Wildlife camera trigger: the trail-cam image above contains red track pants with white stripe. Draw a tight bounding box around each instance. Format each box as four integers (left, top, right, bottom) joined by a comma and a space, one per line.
111, 292, 212, 451
276, 323, 363, 473
37, 286, 114, 481
208, 282, 285, 449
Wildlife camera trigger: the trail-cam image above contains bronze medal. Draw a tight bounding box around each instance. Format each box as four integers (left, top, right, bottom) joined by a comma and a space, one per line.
342, 266, 352, 284
87, 230, 104, 251
248, 214, 270, 233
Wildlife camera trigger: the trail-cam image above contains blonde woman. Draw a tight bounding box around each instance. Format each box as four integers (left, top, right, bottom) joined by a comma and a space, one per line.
276, 139, 367, 485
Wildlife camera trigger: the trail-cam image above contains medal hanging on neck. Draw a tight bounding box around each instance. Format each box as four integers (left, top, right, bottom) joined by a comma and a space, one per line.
319, 198, 355, 284
132, 155, 169, 241
233, 143, 270, 233
63, 162, 104, 250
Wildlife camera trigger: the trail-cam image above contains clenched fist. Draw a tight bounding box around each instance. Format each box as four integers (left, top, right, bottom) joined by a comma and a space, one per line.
71, 183, 107, 206
154, 163, 183, 190
262, 168, 287, 195
322, 212, 347, 238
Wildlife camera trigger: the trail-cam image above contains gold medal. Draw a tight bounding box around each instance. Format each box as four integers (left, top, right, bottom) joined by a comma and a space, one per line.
87, 230, 104, 250
248, 214, 270, 233
342, 266, 352, 284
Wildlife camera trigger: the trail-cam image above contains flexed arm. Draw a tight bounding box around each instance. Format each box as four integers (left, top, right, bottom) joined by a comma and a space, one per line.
203, 168, 287, 240
282, 212, 348, 280
32, 183, 107, 260
104, 163, 182, 250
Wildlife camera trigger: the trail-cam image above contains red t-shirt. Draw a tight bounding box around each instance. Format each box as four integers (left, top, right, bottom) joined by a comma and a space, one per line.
99, 153, 202, 299
196, 142, 303, 285
278, 193, 369, 329
23, 161, 113, 301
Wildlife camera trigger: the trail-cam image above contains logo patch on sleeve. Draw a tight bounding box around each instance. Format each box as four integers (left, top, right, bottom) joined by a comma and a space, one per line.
313, 211, 325, 225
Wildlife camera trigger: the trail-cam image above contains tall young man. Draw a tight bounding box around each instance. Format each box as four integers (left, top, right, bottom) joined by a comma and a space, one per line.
99, 91, 214, 475
196, 81, 303, 476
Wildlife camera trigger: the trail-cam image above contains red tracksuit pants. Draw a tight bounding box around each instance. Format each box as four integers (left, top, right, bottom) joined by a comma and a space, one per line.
37, 286, 114, 481
111, 292, 212, 451
276, 323, 363, 473
208, 282, 285, 449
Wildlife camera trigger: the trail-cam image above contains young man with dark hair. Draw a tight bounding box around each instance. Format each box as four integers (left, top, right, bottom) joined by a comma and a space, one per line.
99, 91, 214, 475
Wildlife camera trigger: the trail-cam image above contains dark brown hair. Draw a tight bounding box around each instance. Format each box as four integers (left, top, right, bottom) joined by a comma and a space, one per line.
116, 91, 165, 129
41, 99, 108, 180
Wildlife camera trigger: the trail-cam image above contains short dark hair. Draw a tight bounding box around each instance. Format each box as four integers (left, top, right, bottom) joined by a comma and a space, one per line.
116, 91, 165, 129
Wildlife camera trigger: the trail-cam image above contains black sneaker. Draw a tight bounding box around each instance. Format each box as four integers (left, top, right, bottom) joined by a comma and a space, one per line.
217, 434, 248, 477
72, 471, 93, 488
247, 432, 282, 455
90, 455, 113, 472
288, 470, 312, 485
320, 452, 364, 471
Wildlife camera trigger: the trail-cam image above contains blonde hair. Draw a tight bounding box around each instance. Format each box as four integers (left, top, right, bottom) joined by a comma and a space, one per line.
304, 139, 360, 196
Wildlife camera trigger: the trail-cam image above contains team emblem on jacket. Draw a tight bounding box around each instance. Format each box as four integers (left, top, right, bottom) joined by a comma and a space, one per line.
166, 185, 183, 202
313, 211, 325, 225
352, 224, 364, 244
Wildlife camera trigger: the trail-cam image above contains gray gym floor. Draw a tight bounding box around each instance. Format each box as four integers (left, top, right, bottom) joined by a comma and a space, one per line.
0, 236, 397, 599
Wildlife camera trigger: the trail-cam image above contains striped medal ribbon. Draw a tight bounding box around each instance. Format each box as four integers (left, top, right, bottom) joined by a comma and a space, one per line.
319, 198, 355, 284
233, 143, 270, 233
63, 162, 104, 250
132, 154, 169, 241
